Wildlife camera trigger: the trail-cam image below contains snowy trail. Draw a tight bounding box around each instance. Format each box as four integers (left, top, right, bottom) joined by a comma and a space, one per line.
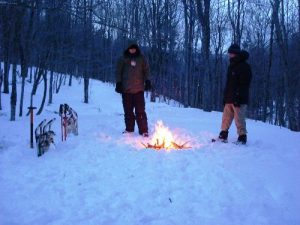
1, 78, 300, 225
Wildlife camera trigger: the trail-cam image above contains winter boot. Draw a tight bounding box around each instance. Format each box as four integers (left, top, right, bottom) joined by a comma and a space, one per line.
123, 130, 134, 135
218, 130, 228, 141
237, 134, 247, 144
141, 132, 149, 137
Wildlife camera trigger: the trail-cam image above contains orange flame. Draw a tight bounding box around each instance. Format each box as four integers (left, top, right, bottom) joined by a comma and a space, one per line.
143, 121, 190, 150
151, 121, 174, 149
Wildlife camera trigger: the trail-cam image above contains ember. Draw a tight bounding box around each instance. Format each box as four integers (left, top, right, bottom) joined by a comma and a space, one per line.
142, 121, 191, 150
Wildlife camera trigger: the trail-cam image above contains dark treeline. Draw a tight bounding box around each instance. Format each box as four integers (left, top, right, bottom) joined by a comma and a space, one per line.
0, 0, 299, 131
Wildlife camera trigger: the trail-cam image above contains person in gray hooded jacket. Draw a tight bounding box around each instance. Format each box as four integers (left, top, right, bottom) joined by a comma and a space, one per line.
115, 42, 152, 137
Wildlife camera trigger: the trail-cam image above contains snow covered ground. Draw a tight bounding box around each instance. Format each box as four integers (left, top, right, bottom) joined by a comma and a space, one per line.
0, 72, 300, 225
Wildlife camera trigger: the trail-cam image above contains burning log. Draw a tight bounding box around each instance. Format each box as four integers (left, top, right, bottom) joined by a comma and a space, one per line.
141, 140, 191, 150
170, 141, 190, 149
141, 121, 191, 150
142, 142, 191, 150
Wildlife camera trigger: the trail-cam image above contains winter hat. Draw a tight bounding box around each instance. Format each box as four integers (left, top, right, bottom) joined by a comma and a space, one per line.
228, 44, 241, 54
127, 39, 139, 49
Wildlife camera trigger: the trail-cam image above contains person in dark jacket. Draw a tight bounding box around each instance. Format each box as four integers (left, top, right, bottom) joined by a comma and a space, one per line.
218, 44, 252, 144
115, 41, 152, 137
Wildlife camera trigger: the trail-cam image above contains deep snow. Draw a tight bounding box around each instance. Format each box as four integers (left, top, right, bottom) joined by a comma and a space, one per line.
0, 71, 300, 225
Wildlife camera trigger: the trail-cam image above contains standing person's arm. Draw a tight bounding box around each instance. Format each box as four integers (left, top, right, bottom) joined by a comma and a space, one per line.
235, 64, 252, 106
142, 56, 150, 80
116, 57, 124, 82
239, 64, 252, 86
115, 58, 124, 93
142, 56, 152, 91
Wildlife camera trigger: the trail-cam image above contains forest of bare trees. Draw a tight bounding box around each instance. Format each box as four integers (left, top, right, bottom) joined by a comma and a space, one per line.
0, 0, 299, 131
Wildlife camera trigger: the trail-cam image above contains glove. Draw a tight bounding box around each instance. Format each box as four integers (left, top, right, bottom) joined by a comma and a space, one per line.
115, 82, 123, 93
234, 93, 241, 107
233, 101, 240, 107
145, 80, 152, 91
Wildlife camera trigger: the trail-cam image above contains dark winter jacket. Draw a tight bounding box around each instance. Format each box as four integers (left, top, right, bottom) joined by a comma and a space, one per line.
116, 45, 150, 94
223, 50, 252, 105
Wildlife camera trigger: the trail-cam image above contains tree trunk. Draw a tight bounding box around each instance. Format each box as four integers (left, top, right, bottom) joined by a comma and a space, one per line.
2, 7, 11, 94
272, 0, 296, 130
227, 0, 244, 45
83, 0, 90, 104
31, 68, 43, 95
56, 73, 64, 93
3, 61, 10, 94
84, 77, 89, 103
68, 74, 72, 86
182, 0, 195, 107
37, 71, 47, 115
263, 18, 275, 123
196, 0, 212, 111
28, 68, 44, 113
298, 0, 300, 33
29, 67, 33, 83
10, 64, 17, 121
19, 76, 26, 117
10, 4, 23, 119
17, 5, 29, 117
48, 70, 54, 105
19, 57, 28, 117
0, 69, 3, 110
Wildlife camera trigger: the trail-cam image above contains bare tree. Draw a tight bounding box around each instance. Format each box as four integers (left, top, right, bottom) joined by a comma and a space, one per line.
0, 68, 3, 110
227, 0, 246, 45
210, 0, 227, 110
19, 0, 35, 117
271, 0, 297, 130
0, 0, 299, 130
0, 4, 12, 94
82, 0, 94, 104
10, 2, 24, 121
195, 0, 212, 111
10, 64, 17, 121
298, 0, 300, 33
36, 70, 47, 115
264, 10, 275, 123
48, 70, 54, 105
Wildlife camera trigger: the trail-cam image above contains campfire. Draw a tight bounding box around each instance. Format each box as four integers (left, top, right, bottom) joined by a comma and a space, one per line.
142, 121, 191, 150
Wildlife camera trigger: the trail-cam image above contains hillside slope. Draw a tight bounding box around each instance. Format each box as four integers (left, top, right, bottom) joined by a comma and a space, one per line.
0, 76, 300, 225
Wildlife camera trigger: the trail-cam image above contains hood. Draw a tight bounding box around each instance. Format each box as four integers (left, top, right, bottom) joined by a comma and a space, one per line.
239, 50, 249, 61
124, 41, 141, 57
229, 50, 250, 65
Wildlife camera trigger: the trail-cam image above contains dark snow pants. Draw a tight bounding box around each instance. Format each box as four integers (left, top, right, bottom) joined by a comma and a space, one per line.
122, 91, 148, 134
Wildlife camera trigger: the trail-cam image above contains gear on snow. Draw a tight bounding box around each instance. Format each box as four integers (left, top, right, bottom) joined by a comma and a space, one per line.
35, 118, 56, 157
